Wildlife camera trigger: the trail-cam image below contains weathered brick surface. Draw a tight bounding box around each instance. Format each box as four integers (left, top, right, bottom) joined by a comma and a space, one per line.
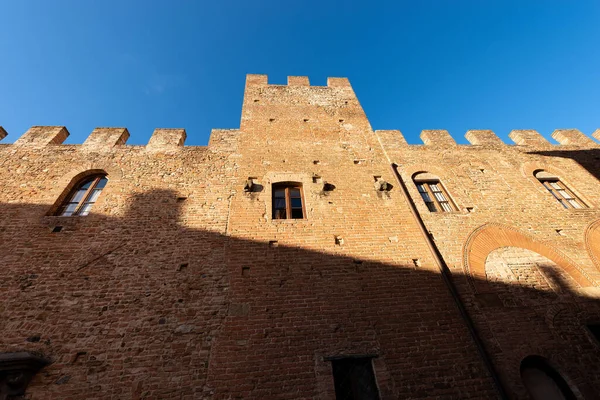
0, 74, 599, 399
379, 124, 600, 398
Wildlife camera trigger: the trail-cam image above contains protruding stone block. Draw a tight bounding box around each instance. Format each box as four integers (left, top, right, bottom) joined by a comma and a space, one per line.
420, 130, 456, 146
14, 126, 69, 147
465, 130, 504, 146
208, 129, 239, 152
508, 130, 549, 146
593, 129, 600, 142
0, 126, 6, 141
147, 128, 186, 151
288, 76, 310, 86
375, 130, 408, 149
246, 74, 268, 86
327, 77, 351, 88
83, 127, 129, 149
551, 129, 597, 146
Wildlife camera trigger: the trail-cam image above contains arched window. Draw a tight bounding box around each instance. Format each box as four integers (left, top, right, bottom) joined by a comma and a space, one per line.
520, 356, 577, 400
272, 182, 304, 219
534, 170, 586, 209
412, 172, 456, 212
56, 174, 108, 216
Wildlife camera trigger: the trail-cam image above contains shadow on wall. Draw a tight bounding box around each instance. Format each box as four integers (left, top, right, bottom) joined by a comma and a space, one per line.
529, 148, 600, 188
0, 190, 600, 399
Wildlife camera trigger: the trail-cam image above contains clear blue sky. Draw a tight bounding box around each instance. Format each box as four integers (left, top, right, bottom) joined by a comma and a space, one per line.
1, 0, 599, 145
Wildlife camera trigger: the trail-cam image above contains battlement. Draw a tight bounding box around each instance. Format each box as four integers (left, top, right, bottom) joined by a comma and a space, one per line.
1, 125, 598, 150
376, 128, 599, 148
0, 126, 227, 151
1, 75, 598, 151
245, 74, 352, 88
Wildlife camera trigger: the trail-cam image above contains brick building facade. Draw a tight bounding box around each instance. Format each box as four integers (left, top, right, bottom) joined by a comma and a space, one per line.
0, 75, 599, 399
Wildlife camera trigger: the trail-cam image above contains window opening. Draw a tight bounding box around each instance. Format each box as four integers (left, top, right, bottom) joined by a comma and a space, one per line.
536, 172, 586, 209
587, 323, 600, 343
520, 356, 576, 400
415, 181, 454, 212
57, 175, 108, 216
330, 357, 380, 400
272, 183, 304, 219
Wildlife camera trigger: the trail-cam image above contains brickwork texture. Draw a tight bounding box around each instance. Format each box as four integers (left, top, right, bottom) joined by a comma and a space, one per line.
0, 74, 599, 399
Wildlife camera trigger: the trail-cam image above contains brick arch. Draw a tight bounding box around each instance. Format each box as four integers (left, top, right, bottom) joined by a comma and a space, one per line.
463, 223, 594, 292
586, 220, 600, 269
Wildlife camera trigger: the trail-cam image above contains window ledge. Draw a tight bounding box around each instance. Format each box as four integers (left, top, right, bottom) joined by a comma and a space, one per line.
270, 218, 308, 223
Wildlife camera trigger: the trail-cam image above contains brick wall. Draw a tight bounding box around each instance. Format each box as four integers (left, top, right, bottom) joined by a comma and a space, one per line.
0, 74, 599, 399
378, 126, 600, 398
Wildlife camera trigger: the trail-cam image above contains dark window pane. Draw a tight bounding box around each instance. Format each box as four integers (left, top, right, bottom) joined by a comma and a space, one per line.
273, 184, 304, 220
426, 202, 437, 212
291, 208, 303, 219
274, 199, 287, 209
80, 179, 94, 190
588, 324, 600, 342
332, 358, 380, 400
587, 324, 600, 342
95, 177, 108, 189
274, 209, 287, 219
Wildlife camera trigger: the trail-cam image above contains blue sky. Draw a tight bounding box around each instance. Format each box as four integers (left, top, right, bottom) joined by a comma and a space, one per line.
1, 0, 599, 145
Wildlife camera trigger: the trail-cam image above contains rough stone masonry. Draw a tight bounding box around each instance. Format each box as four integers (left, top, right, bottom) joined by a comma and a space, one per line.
0, 74, 600, 399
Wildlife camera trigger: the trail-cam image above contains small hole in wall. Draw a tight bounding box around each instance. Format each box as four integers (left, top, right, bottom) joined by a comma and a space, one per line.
303, 118, 309, 122
466, 207, 474, 213
313, 160, 320, 165
177, 263, 188, 271
269, 118, 275, 122
344, 101, 348, 104
412, 259, 422, 267
242, 266, 250, 276
335, 236, 344, 246
269, 240, 278, 248
339, 119, 344, 123
556, 229, 565, 236
354, 159, 366, 165
176, 196, 187, 202
52, 226, 63, 233
479, 169, 486, 174
313, 175, 323, 184
373, 176, 382, 182
253, 99, 259, 103
323, 183, 336, 191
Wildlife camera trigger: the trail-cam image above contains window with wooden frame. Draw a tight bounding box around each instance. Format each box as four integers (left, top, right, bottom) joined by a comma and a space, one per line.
535, 170, 587, 209
56, 174, 108, 216
272, 182, 305, 219
413, 173, 456, 212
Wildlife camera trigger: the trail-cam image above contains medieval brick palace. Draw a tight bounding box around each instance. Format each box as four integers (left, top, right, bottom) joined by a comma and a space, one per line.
1, 74, 600, 399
